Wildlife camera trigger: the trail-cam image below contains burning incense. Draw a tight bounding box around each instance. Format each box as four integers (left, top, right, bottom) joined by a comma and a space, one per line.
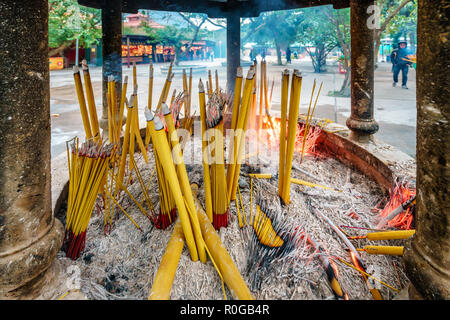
308, 235, 347, 300
144, 109, 176, 229
300, 81, 323, 163
278, 70, 290, 198
115, 95, 134, 198
357, 245, 404, 256
64, 138, 114, 259
377, 193, 416, 230
132, 61, 137, 88
199, 79, 213, 222
148, 61, 153, 111
163, 103, 207, 263
349, 229, 415, 241
206, 91, 230, 229
227, 67, 255, 203
208, 70, 213, 96
73, 65, 93, 140
281, 70, 302, 204
226, 67, 243, 174
182, 69, 189, 117
188, 68, 192, 117
81, 60, 100, 143
307, 199, 383, 300
147, 114, 199, 262
215, 70, 219, 93
118, 75, 128, 137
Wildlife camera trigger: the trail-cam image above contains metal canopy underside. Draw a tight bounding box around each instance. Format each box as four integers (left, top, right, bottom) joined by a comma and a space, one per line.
78, 0, 349, 17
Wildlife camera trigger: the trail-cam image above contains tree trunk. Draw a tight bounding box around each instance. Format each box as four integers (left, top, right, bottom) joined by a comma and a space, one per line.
275, 40, 282, 65
339, 69, 351, 95
374, 30, 382, 67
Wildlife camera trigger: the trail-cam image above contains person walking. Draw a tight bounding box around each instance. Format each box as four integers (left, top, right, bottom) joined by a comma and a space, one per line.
286, 46, 292, 64
390, 39, 412, 89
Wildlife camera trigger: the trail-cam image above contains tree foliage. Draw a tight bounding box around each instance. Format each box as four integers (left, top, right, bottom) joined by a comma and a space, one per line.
242, 10, 299, 65
296, 7, 338, 73
142, 12, 209, 65
48, 0, 101, 56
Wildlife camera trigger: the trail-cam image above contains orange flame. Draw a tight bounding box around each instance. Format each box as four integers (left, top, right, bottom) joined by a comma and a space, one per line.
378, 182, 416, 230
262, 117, 322, 157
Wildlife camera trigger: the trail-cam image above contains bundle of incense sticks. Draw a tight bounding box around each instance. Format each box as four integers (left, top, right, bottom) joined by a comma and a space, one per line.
80, 60, 101, 143
146, 112, 207, 263
182, 68, 193, 119
63, 138, 115, 259
308, 235, 348, 300
204, 89, 233, 229
198, 80, 214, 222
145, 62, 173, 148
73, 65, 93, 141
226, 67, 255, 205
107, 75, 120, 144
300, 79, 323, 163
246, 198, 301, 290
278, 69, 303, 205
105, 89, 153, 231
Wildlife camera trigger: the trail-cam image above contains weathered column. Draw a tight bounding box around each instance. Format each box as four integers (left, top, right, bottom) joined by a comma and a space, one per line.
226, 14, 241, 92
346, 0, 379, 142
0, 0, 64, 296
403, 0, 450, 300
101, 0, 123, 134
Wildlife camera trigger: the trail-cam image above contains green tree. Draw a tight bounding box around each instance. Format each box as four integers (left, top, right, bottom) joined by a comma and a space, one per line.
324, 6, 351, 95
296, 7, 338, 73
48, 0, 101, 57
242, 11, 299, 65
142, 12, 208, 65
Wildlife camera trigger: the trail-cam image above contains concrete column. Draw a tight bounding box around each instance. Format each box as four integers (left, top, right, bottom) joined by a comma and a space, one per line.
403, 0, 450, 299
0, 0, 64, 296
346, 0, 379, 142
226, 15, 241, 92
101, 0, 123, 134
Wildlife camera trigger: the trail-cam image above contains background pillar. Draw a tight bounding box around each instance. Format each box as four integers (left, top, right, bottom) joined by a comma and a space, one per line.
403, 0, 449, 299
101, 0, 123, 135
0, 0, 63, 296
346, 0, 379, 142
226, 14, 241, 92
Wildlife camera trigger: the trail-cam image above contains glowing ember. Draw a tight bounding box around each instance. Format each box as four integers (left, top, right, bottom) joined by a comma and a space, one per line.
378, 182, 416, 230
262, 117, 322, 157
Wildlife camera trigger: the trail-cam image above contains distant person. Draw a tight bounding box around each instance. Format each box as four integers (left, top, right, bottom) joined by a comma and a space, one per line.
250, 48, 255, 61
286, 47, 291, 64
390, 39, 412, 89
261, 49, 266, 60
293, 51, 298, 59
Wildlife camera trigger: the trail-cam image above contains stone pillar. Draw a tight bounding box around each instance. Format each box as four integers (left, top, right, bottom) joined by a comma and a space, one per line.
226, 14, 241, 92
101, 0, 123, 134
0, 0, 64, 296
346, 0, 379, 142
403, 0, 450, 300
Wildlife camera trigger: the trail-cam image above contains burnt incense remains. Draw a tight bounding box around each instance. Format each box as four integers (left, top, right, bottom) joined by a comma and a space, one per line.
246, 196, 302, 291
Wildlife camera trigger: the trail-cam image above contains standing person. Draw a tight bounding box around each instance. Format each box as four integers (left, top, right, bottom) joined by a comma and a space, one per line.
250, 48, 254, 62
390, 39, 412, 89
286, 46, 292, 64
